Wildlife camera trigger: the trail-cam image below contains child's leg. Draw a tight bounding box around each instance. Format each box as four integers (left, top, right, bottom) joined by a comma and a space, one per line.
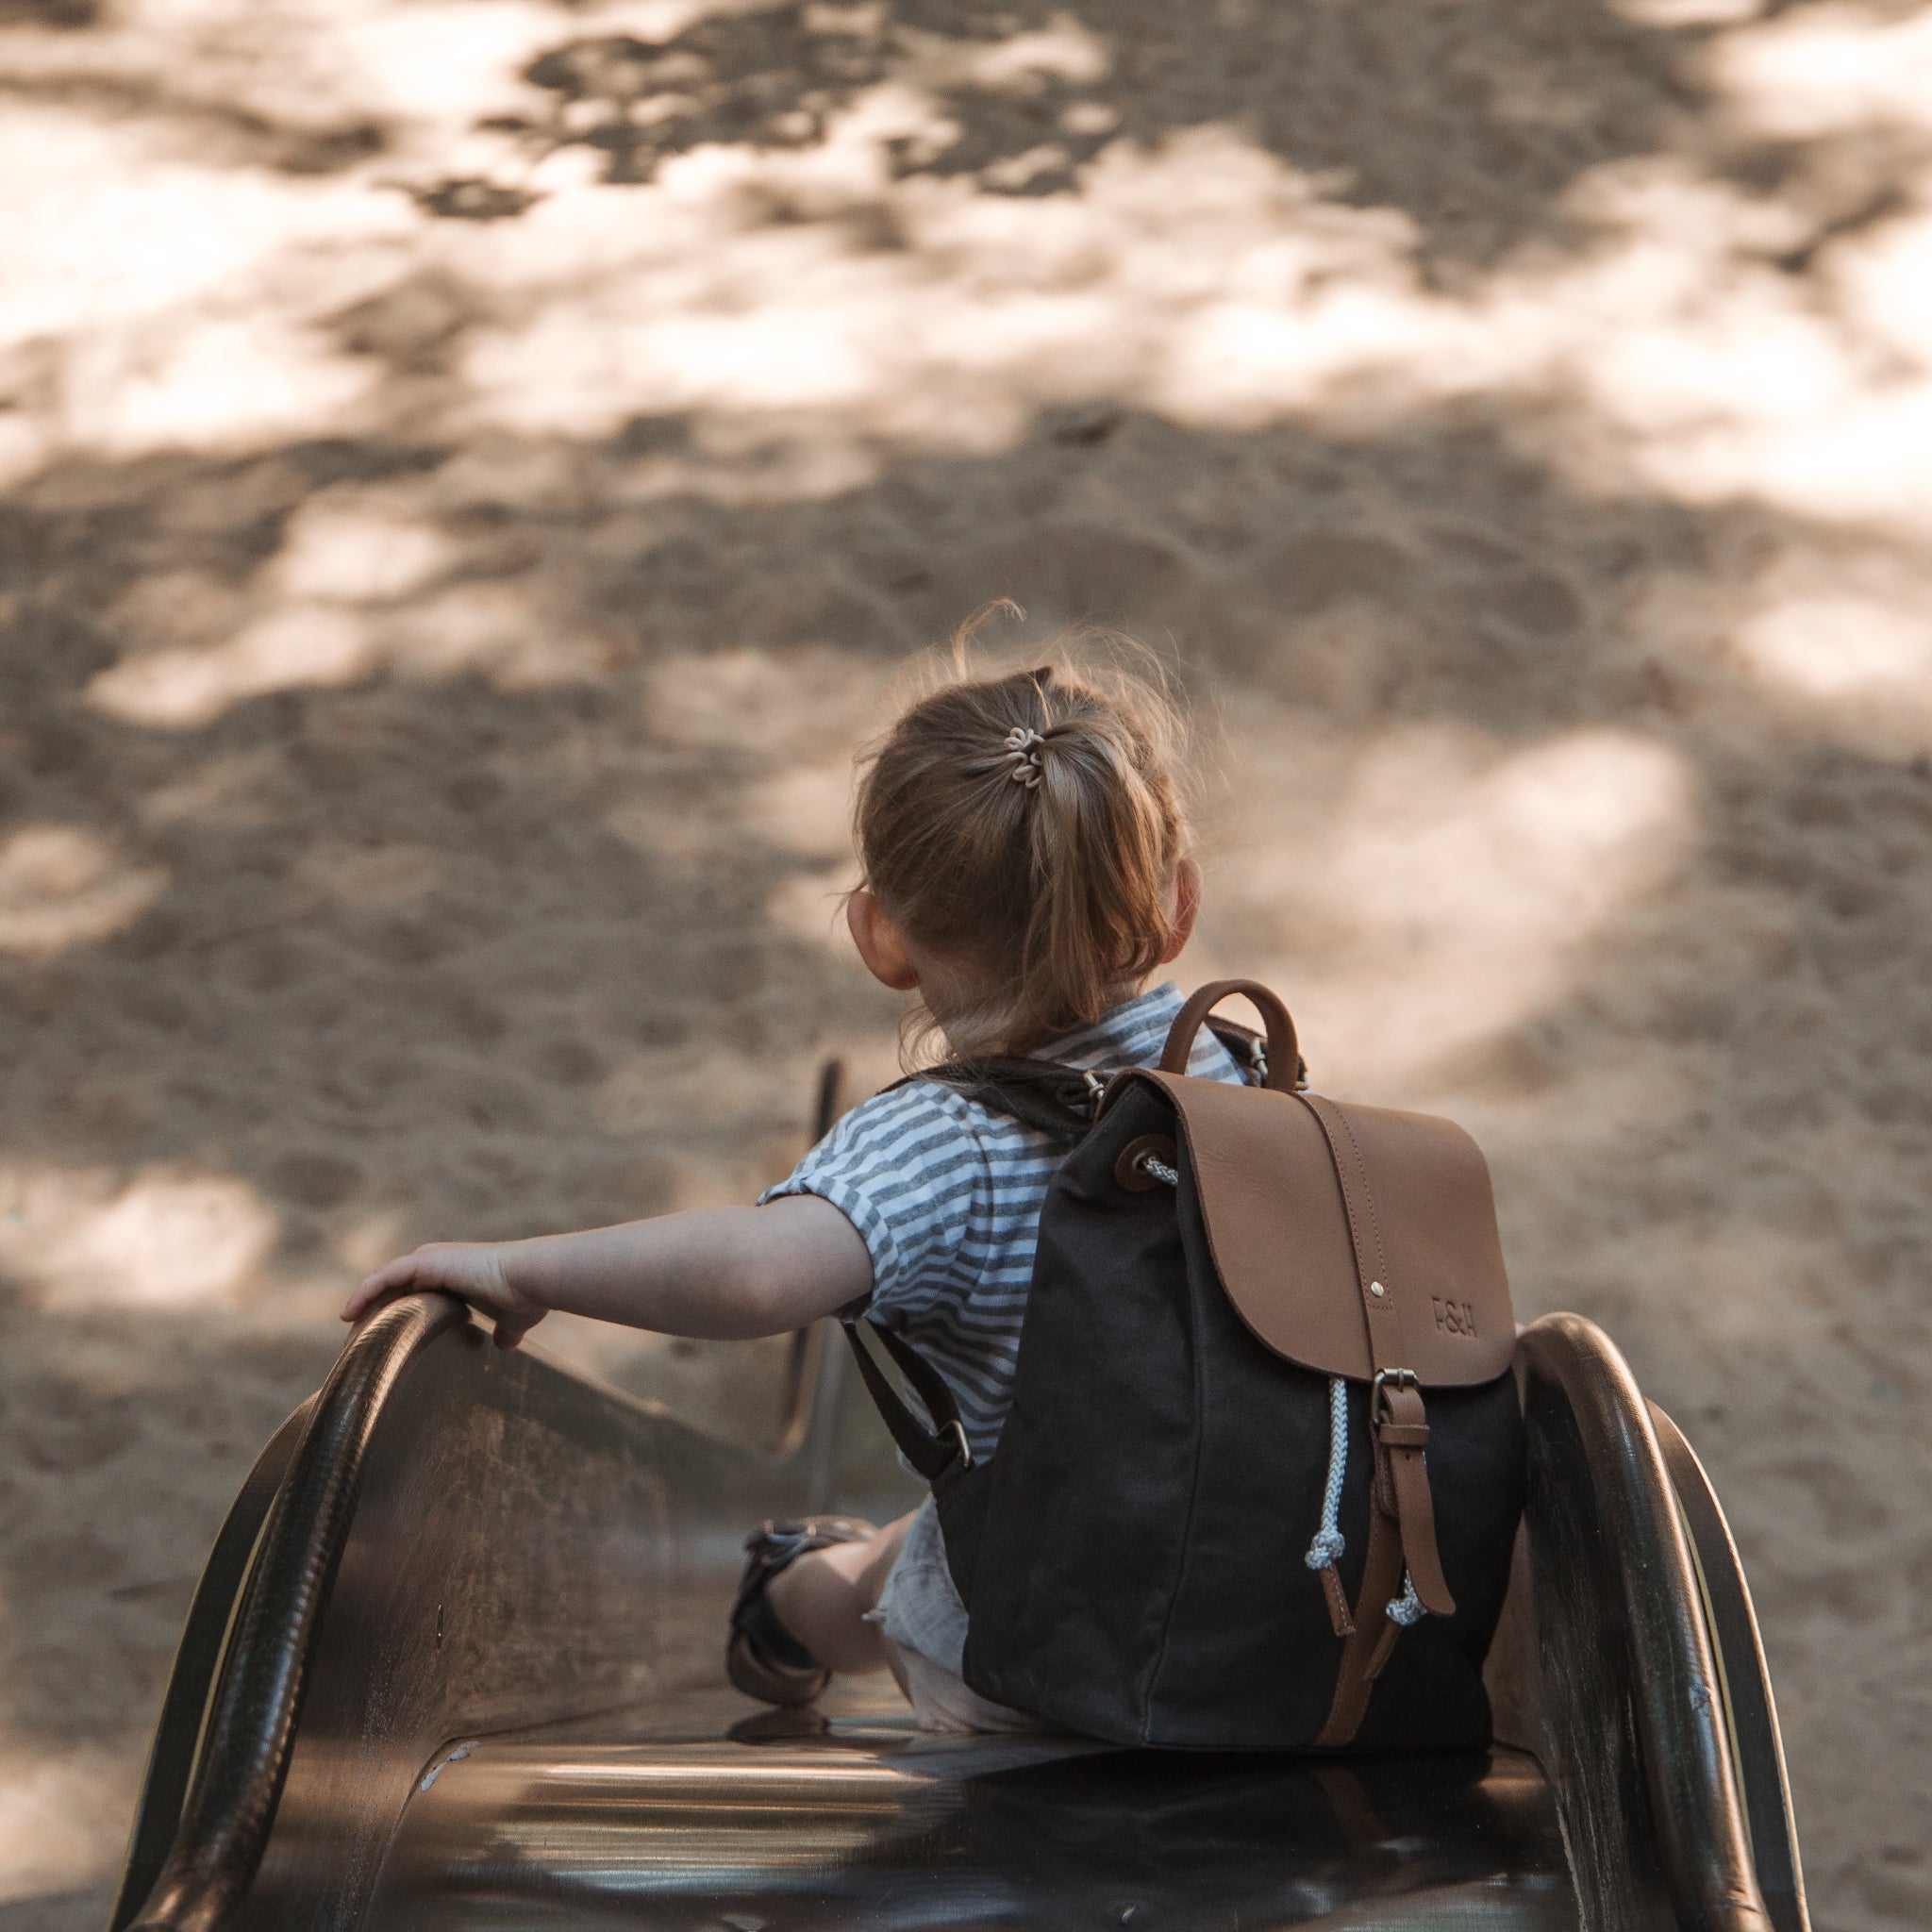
766, 1511, 915, 1674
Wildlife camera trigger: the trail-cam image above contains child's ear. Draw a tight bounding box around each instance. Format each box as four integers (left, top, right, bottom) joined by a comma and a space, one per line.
846, 891, 921, 991
1157, 858, 1202, 967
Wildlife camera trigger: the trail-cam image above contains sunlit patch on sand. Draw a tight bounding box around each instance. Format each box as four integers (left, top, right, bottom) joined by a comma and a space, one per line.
387, 580, 594, 685
1740, 597, 1932, 701
743, 764, 858, 861
0, 826, 166, 957
1554, 7, 1932, 530
0, 103, 384, 454
65, 314, 375, 458
0, 1736, 137, 1905
1229, 729, 1691, 1089
0, 415, 46, 492
336, 1206, 419, 1278
1712, 5, 1932, 140
0, 102, 388, 347
1614, 0, 1759, 24
274, 495, 451, 603
640, 647, 890, 756
0, 1164, 278, 1310
88, 607, 372, 728
88, 498, 462, 725
764, 866, 854, 955
451, 127, 1457, 448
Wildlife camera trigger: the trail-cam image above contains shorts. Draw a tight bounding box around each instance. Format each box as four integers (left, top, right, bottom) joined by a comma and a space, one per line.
880, 1633, 1046, 1735
869, 1494, 1043, 1737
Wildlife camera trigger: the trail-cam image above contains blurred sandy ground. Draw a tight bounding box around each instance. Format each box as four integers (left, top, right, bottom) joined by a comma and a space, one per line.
2, 0, 1930, 1923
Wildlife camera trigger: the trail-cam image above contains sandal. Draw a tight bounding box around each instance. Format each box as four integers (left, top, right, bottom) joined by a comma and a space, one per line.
725, 1516, 876, 1707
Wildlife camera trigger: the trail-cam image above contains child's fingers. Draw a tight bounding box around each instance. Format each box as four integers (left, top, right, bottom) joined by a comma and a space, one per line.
340, 1245, 525, 1341
341, 1255, 421, 1321
491, 1310, 540, 1351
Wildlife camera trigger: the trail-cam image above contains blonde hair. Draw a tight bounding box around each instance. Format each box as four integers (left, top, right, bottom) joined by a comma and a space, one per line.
855, 629, 1191, 1057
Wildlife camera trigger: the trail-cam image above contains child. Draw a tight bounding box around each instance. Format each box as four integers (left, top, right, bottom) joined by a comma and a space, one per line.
342, 650, 1250, 1734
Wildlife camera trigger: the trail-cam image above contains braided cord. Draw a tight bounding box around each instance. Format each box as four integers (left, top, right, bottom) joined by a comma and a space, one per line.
1303, 1376, 1349, 1573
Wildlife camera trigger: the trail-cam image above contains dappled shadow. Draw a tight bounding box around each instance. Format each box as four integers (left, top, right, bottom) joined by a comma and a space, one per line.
19, 80, 384, 176
6, 375, 1932, 1909
4, 0, 1932, 1920
479, 0, 1932, 287
500, 0, 1706, 269
0, 0, 97, 25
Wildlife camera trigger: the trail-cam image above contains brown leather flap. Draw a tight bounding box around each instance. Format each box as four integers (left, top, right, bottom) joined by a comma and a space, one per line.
1108, 1071, 1515, 1386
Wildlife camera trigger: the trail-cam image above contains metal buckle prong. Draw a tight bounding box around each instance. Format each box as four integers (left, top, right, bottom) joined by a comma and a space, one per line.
1370, 1367, 1418, 1424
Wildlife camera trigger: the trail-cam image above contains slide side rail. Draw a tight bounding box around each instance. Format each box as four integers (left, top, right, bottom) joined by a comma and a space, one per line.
1515, 1313, 1804, 1932
115, 1294, 825, 1932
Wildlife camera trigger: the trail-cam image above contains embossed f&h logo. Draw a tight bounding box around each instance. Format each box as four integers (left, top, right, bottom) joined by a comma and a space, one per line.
1433, 1296, 1477, 1338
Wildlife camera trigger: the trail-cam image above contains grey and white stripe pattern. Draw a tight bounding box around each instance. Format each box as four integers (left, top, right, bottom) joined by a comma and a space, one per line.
762, 981, 1249, 1462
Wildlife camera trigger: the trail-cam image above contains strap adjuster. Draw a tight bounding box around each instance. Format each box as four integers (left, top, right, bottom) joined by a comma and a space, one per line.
1370, 1367, 1419, 1425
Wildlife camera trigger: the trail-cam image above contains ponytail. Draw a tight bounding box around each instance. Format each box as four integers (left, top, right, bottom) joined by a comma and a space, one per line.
855, 640, 1191, 1055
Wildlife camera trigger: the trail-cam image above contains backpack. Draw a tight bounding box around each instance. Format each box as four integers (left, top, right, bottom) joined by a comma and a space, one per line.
842, 979, 1525, 1750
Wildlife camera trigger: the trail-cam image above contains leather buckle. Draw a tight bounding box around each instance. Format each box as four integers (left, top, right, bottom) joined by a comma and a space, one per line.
1370, 1368, 1420, 1434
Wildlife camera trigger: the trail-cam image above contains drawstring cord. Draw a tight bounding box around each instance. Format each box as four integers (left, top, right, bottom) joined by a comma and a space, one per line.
1304, 1377, 1349, 1574
1304, 1374, 1429, 1630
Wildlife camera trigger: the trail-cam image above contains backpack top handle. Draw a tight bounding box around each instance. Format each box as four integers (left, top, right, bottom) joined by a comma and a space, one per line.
1160, 979, 1300, 1092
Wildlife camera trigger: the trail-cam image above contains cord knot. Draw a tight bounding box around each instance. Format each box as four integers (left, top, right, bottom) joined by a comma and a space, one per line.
1386, 1574, 1426, 1626
1304, 1526, 1346, 1571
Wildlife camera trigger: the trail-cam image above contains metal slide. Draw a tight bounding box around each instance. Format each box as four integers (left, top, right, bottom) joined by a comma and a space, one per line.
108, 1291, 1807, 1932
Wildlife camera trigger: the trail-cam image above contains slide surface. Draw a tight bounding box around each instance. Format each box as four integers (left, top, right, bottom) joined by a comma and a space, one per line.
376, 1694, 1575, 1930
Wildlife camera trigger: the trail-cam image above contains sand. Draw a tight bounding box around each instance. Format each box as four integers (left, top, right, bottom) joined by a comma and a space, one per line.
3, 0, 1931, 1924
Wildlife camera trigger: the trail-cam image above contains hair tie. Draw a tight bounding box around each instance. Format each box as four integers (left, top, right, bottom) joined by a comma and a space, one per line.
1003, 725, 1045, 790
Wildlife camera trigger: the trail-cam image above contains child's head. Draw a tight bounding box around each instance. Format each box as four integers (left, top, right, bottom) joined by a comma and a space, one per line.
847, 642, 1199, 1056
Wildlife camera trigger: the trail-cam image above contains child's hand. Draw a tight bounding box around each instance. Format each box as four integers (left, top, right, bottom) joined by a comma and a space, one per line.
341, 1241, 545, 1350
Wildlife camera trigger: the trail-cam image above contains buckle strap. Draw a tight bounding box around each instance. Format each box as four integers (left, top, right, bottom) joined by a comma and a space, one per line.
1297, 1093, 1403, 1370
1295, 1092, 1459, 1706
1373, 1380, 1456, 1618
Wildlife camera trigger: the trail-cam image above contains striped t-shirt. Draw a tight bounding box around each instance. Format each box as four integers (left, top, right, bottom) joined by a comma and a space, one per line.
763, 981, 1249, 1462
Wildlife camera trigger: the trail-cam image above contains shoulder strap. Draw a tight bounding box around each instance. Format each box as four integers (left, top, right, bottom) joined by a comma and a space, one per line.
891, 1010, 1282, 1142
839, 1314, 974, 1486
888, 1056, 1104, 1145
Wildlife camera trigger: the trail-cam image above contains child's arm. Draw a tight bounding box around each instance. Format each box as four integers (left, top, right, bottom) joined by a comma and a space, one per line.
339, 1195, 873, 1349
